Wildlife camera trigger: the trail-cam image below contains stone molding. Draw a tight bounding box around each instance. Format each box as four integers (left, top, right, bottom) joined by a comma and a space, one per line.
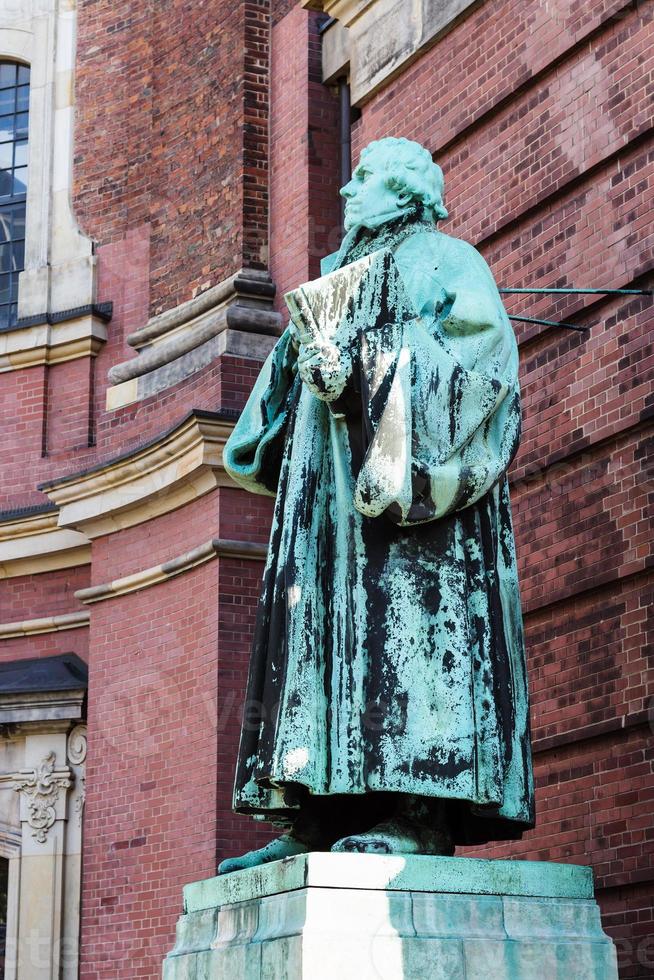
0, 611, 89, 640
75, 537, 268, 604
0, 507, 91, 579
39, 410, 237, 538
0, 310, 108, 372
125, 271, 277, 352
106, 329, 278, 411
105, 269, 281, 409
306, 0, 480, 105
0, 689, 86, 725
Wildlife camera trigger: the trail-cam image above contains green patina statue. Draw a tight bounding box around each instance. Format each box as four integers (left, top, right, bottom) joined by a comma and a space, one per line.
219, 137, 534, 873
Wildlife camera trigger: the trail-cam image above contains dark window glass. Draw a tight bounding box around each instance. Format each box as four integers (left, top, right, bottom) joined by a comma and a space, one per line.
16, 87, 29, 113
0, 64, 15, 87
0, 89, 14, 116
0, 61, 29, 330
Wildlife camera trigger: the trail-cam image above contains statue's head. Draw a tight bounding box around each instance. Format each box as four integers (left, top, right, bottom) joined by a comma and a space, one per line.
340, 137, 448, 233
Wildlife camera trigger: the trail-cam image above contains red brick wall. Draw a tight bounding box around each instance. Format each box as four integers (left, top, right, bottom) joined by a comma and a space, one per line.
78, 486, 273, 979
74, 0, 270, 317
0, 566, 90, 663
347, 1, 653, 973
80, 562, 221, 979
270, 6, 340, 318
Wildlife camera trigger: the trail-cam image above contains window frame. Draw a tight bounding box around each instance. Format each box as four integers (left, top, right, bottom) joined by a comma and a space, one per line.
0, 59, 30, 330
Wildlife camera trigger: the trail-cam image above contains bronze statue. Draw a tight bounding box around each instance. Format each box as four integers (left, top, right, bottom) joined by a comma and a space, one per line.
219, 137, 534, 873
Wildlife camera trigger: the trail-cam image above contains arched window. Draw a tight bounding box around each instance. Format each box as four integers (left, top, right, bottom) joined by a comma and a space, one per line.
0, 61, 29, 329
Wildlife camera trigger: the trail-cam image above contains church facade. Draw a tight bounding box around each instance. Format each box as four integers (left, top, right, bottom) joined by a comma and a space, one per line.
0, 0, 651, 976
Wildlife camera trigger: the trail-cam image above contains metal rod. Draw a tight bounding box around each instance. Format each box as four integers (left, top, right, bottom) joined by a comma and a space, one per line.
500, 288, 653, 295
338, 78, 352, 231
508, 314, 589, 333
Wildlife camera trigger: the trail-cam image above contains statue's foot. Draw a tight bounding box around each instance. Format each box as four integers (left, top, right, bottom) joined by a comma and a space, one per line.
218, 833, 309, 875
331, 816, 454, 857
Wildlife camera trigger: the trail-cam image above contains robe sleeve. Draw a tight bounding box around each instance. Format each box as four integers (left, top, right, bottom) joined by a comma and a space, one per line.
354, 238, 521, 525
223, 329, 299, 496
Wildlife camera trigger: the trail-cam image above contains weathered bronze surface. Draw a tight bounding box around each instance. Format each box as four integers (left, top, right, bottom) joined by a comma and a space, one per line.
221, 138, 534, 872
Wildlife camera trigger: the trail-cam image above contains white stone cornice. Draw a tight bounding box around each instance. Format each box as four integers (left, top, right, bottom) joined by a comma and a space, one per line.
0, 508, 90, 579
0, 312, 107, 372
0, 611, 89, 640
39, 411, 237, 538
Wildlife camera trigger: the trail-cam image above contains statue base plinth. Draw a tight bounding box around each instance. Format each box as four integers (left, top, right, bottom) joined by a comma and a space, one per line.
163, 853, 618, 979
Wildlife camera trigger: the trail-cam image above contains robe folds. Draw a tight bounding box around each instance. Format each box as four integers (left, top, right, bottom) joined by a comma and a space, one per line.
223, 218, 535, 845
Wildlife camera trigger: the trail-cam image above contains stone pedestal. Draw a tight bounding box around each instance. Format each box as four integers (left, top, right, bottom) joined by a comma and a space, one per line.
163, 853, 618, 979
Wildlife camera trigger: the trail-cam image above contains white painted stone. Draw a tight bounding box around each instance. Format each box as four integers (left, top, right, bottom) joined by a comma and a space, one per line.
316, 0, 480, 105
0, 709, 85, 980
165, 856, 619, 979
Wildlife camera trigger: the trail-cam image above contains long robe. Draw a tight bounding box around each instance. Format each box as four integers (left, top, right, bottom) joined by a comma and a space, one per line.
223, 217, 535, 845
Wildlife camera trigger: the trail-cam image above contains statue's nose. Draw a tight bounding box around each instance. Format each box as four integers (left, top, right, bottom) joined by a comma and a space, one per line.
340, 179, 357, 199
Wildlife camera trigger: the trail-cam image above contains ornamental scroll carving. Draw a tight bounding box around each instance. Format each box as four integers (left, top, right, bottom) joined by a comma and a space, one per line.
68, 724, 88, 826
13, 751, 72, 844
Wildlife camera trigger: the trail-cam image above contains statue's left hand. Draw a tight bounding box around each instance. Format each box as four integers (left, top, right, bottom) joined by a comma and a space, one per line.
297, 341, 349, 403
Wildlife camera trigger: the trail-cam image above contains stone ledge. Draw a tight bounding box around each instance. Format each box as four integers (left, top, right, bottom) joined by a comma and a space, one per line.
39, 410, 236, 538
0, 508, 91, 579
0, 611, 89, 639
184, 853, 595, 913
11, 302, 113, 331
126, 273, 275, 351
0, 311, 108, 372
0, 653, 87, 724
105, 328, 278, 411
74, 537, 267, 604
107, 269, 281, 388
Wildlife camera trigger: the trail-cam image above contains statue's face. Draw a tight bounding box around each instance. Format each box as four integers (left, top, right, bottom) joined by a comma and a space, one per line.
340, 158, 409, 232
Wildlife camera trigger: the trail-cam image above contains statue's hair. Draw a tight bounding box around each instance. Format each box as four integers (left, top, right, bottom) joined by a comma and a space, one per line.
359, 137, 448, 221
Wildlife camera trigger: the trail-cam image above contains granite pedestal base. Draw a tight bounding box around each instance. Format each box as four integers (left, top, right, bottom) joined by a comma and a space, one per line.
163, 853, 618, 979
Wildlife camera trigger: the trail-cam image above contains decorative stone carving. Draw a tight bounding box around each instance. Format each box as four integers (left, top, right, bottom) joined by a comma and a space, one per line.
68, 725, 87, 827
13, 751, 72, 844
67, 725, 88, 766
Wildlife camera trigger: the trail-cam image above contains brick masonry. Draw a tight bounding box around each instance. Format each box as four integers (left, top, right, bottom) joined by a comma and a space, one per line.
346, 1, 653, 974
0, 0, 651, 977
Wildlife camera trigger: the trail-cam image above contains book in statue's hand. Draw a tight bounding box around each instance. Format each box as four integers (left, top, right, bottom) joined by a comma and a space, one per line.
284, 247, 419, 354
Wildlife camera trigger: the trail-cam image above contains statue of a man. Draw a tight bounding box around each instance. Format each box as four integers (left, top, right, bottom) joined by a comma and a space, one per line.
219, 137, 534, 873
